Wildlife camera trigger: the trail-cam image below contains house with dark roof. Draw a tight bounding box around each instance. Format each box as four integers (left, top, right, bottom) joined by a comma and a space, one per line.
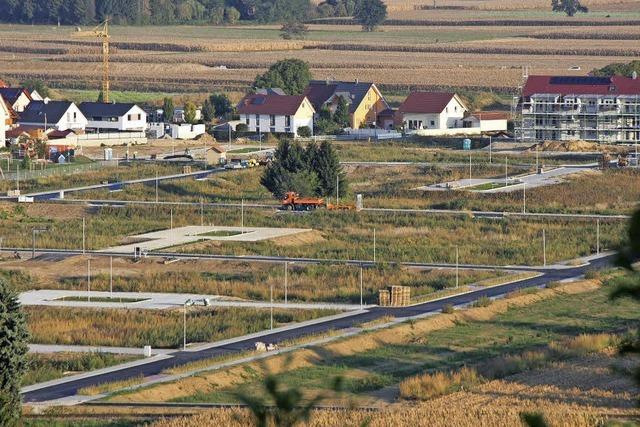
303, 80, 389, 129
399, 92, 468, 132
237, 93, 315, 137
19, 100, 87, 131
79, 102, 147, 132
518, 74, 640, 143
0, 87, 32, 113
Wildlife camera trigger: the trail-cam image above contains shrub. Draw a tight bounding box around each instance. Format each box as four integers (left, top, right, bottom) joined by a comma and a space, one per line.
441, 303, 455, 314
550, 333, 615, 356
470, 296, 492, 308
477, 350, 549, 379
297, 126, 311, 138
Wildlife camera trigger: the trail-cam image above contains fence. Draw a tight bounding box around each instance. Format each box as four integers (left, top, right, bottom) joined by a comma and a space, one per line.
53, 132, 147, 147
1, 160, 118, 181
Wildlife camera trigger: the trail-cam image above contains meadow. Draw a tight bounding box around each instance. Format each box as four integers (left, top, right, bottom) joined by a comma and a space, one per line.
24, 305, 337, 348
108, 277, 639, 427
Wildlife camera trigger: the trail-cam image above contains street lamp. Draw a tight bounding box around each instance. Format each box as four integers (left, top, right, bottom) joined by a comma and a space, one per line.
32, 227, 48, 259
183, 299, 195, 350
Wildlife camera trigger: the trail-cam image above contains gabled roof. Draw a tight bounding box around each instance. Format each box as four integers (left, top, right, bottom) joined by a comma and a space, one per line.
399, 92, 460, 114
20, 100, 74, 124
79, 102, 138, 118
523, 75, 640, 97
304, 80, 382, 114
237, 94, 312, 115
0, 87, 31, 106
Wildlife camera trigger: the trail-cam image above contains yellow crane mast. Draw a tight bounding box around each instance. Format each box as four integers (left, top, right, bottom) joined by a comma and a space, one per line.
71, 20, 110, 103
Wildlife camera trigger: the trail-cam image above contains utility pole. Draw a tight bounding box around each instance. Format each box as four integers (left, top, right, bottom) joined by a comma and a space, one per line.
469, 153, 472, 180
455, 246, 459, 288
505, 156, 508, 186
284, 262, 288, 304
110, 256, 113, 296
155, 171, 159, 204
542, 229, 547, 267
336, 174, 339, 205
82, 217, 86, 254
87, 258, 91, 302
373, 228, 376, 264
522, 182, 526, 214
200, 198, 204, 226
489, 136, 492, 164
241, 198, 244, 234
170, 208, 173, 229
270, 282, 274, 330
596, 219, 600, 255
536, 144, 539, 172
183, 303, 187, 350
15, 163, 19, 192
359, 265, 363, 309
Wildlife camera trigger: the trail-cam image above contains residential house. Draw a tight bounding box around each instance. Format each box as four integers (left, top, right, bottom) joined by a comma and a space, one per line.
463, 111, 509, 133
303, 80, 389, 129
19, 100, 88, 131
399, 92, 467, 132
0, 94, 8, 146
518, 74, 640, 144
0, 87, 32, 112
237, 93, 315, 137
30, 90, 45, 101
79, 102, 147, 132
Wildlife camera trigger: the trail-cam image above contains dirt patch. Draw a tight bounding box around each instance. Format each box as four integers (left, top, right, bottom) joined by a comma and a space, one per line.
536, 140, 625, 153
270, 230, 326, 247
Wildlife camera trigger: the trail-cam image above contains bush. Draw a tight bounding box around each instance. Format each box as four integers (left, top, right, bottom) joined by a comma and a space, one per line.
470, 296, 492, 308
441, 303, 455, 314
297, 126, 311, 138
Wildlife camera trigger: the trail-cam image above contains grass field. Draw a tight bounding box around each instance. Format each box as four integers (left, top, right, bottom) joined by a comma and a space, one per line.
25, 305, 338, 349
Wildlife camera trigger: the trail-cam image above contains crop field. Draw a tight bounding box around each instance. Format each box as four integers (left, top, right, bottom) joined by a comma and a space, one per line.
108, 278, 640, 427
24, 305, 337, 349
1, 0, 638, 97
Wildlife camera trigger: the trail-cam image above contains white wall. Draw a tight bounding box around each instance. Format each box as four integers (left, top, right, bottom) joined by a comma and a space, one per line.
439, 97, 466, 129
0, 105, 5, 146
403, 113, 440, 130
171, 123, 205, 140
86, 105, 147, 132
480, 119, 508, 132
59, 104, 88, 131
12, 92, 31, 113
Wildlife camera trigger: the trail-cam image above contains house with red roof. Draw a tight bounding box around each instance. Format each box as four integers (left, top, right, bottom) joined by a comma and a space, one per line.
399, 92, 468, 132
237, 93, 315, 137
519, 74, 640, 144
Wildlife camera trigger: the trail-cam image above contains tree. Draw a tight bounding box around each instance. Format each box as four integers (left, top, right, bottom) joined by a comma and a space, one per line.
354, 0, 386, 32
202, 99, 215, 122
183, 101, 198, 124
162, 97, 174, 123
253, 59, 311, 95
96, 90, 104, 103
280, 21, 309, 40
0, 280, 29, 426
592, 60, 640, 78
314, 140, 346, 197
209, 93, 233, 117
333, 95, 350, 128
20, 78, 50, 98
551, 0, 588, 16
297, 126, 311, 137
224, 6, 240, 23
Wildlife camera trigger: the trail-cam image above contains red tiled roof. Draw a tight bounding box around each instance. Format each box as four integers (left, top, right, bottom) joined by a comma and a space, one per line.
237, 94, 311, 115
523, 75, 640, 97
47, 129, 75, 139
470, 111, 509, 120
398, 92, 456, 114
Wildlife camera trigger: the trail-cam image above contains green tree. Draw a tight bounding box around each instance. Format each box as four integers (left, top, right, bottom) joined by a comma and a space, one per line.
313, 140, 347, 197
209, 93, 233, 117
354, 0, 386, 32
224, 6, 240, 23
333, 95, 350, 128
280, 21, 309, 40
253, 59, 311, 95
0, 280, 30, 426
593, 60, 640, 78
202, 99, 215, 122
183, 101, 198, 124
162, 97, 175, 123
551, 0, 588, 16
20, 78, 50, 98
96, 90, 104, 103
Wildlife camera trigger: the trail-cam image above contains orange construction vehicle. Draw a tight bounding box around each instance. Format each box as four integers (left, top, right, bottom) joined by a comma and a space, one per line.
281, 192, 324, 211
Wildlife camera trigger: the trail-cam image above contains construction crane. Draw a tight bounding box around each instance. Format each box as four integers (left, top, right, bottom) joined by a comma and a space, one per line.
71, 20, 110, 103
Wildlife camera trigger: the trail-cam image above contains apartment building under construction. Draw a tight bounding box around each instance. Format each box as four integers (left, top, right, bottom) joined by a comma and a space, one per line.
517, 75, 640, 144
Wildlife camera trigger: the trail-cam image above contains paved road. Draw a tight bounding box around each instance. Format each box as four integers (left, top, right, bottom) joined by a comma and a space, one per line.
21, 252, 615, 403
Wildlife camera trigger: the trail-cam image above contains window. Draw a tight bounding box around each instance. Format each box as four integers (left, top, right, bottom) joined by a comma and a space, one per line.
430, 120, 435, 127
73, 112, 77, 120
285, 116, 291, 127
128, 114, 132, 120
245, 117, 250, 125
454, 106, 458, 112
255, 115, 259, 126
270, 115, 275, 126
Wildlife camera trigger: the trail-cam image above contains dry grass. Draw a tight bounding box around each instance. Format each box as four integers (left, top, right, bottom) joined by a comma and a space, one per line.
78, 374, 145, 396
399, 366, 481, 400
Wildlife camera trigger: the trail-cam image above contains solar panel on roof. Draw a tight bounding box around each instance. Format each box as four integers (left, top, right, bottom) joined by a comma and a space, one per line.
549, 76, 611, 85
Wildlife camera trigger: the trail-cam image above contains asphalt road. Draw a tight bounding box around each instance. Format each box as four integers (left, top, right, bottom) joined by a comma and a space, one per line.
21, 253, 615, 403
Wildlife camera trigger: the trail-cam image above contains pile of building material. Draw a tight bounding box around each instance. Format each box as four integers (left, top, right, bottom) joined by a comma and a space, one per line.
379, 285, 411, 307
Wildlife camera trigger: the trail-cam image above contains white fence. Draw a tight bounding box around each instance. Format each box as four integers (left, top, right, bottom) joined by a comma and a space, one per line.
410, 127, 482, 137
54, 132, 147, 147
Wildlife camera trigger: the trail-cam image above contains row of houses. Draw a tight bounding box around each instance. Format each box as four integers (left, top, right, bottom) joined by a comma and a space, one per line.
236, 80, 509, 138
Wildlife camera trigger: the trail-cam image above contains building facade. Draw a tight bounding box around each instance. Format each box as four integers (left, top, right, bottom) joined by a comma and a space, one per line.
518, 75, 640, 144
237, 93, 315, 137
399, 92, 468, 131
79, 102, 147, 132
19, 100, 88, 131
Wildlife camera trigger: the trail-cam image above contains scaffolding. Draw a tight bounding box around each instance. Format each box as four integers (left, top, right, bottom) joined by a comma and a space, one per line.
516, 94, 640, 144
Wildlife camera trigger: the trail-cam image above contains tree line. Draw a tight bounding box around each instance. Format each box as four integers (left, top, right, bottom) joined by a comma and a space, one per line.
0, 0, 383, 26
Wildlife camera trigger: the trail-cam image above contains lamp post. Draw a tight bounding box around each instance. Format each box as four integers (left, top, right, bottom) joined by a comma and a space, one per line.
31, 227, 47, 259
455, 246, 459, 289
284, 261, 288, 305
183, 299, 194, 350
359, 265, 363, 309
373, 228, 376, 264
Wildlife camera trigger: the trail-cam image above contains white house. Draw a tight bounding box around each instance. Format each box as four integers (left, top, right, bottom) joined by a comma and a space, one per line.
79, 102, 147, 132
399, 92, 468, 132
19, 100, 87, 131
0, 94, 8, 146
170, 123, 206, 140
237, 93, 315, 137
0, 87, 32, 113
463, 111, 509, 133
